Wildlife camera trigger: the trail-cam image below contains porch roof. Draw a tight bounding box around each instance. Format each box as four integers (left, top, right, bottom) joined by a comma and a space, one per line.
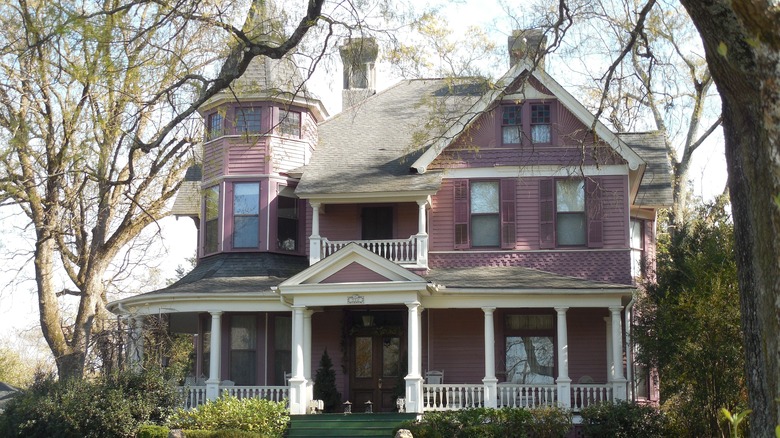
424, 265, 632, 291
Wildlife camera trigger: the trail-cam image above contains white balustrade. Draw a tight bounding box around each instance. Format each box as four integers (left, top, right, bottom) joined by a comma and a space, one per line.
495, 384, 557, 408
320, 237, 418, 264
422, 384, 485, 411
179, 385, 289, 409
570, 384, 613, 411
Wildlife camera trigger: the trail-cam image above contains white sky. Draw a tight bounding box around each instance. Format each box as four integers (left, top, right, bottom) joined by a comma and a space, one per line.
0, 0, 727, 360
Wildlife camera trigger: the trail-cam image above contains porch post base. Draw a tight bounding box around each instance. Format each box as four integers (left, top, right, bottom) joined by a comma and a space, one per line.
289, 377, 309, 415
404, 375, 424, 413
612, 379, 627, 401
556, 378, 572, 408
205, 380, 220, 401
482, 377, 498, 408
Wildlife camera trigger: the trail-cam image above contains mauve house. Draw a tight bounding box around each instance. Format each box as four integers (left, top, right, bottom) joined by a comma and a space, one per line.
108, 29, 670, 417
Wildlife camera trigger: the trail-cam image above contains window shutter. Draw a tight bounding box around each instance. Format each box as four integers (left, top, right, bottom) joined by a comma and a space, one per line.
501, 179, 516, 249
539, 179, 555, 249
453, 179, 469, 249
587, 178, 604, 248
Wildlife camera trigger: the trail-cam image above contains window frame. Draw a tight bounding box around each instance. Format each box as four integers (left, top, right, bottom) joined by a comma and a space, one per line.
500, 101, 555, 147
276, 189, 301, 253
232, 182, 260, 249
503, 312, 557, 385
629, 219, 645, 278
454, 179, 516, 250
207, 112, 224, 141
278, 109, 301, 138
555, 178, 587, 247
235, 107, 262, 135
470, 180, 501, 248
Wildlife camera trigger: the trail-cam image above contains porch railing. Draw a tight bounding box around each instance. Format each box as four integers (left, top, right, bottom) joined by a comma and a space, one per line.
179, 385, 288, 409
423, 384, 485, 411
496, 383, 557, 408
321, 237, 417, 264
570, 384, 612, 412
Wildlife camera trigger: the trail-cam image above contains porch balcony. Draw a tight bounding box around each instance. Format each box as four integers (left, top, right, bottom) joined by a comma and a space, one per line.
317, 236, 424, 267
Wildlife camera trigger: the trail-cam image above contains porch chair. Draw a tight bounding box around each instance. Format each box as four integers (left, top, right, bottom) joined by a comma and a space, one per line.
220, 380, 235, 386
424, 370, 444, 409
425, 370, 444, 384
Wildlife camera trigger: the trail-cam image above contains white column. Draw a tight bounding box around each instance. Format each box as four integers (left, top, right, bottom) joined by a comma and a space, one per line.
309, 202, 322, 265
304, 309, 314, 402
206, 311, 223, 400
289, 306, 308, 414
482, 307, 498, 408
128, 317, 144, 372
555, 307, 571, 408
604, 316, 613, 382
415, 200, 429, 268
610, 306, 627, 400
405, 302, 424, 413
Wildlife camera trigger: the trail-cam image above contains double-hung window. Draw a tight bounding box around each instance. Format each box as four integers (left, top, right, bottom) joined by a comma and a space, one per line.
277, 193, 299, 251
505, 314, 555, 384
530, 104, 551, 143
555, 179, 586, 246
204, 185, 220, 254
207, 112, 223, 140
236, 108, 261, 135
502, 105, 522, 144
630, 219, 644, 278
233, 183, 260, 248
230, 315, 257, 385
278, 109, 301, 138
501, 102, 553, 146
454, 179, 516, 249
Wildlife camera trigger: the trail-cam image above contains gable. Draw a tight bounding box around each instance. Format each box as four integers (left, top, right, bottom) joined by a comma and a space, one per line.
320, 261, 392, 283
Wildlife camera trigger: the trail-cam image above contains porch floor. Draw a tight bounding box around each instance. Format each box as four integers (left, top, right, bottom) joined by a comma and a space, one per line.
287, 413, 417, 437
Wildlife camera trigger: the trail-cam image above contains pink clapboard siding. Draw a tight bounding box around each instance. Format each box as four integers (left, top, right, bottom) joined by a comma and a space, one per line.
311, 310, 346, 396
567, 308, 610, 382
226, 138, 268, 175
320, 262, 392, 283
426, 309, 485, 384
203, 140, 225, 181
317, 203, 420, 241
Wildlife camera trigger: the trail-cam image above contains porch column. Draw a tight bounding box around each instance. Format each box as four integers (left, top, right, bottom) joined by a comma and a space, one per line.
405, 301, 424, 413
289, 306, 309, 414
604, 317, 613, 382
304, 309, 314, 402
415, 200, 429, 268
206, 311, 223, 401
482, 307, 498, 408
309, 202, 322, 265
555, 307, 571, 408
128, 316, 144, 372
610, 306, 627, 400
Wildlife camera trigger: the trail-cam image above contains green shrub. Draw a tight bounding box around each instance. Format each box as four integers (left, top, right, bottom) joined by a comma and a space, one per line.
168, 395, 288, 437
0, 369, 181, 438
396, 407, 569, 438
136, 424, 170, 438
527, 406, 572, 438
183, 429, 266, 438
580, 401, 669, 438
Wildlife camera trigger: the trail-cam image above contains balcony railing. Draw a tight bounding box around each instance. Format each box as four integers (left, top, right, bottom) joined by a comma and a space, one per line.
179, 385, 288, 409
570, 383, 613, 411
496, 383, 557, 408
320, 237, 419, 265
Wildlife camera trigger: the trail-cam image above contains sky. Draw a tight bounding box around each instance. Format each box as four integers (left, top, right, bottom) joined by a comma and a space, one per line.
0, 0, 727, 362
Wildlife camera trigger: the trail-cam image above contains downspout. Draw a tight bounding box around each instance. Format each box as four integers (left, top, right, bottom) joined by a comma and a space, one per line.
625, 293, 637, 401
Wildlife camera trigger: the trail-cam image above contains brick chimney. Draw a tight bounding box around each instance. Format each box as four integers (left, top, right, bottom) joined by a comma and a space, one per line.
339, 37, 379, 108
508, 29, 547, 69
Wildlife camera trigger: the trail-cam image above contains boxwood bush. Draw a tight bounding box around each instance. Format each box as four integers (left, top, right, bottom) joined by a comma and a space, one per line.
167, 395, 288, 437
580, 401, 669, 438
0, 369, 181, 438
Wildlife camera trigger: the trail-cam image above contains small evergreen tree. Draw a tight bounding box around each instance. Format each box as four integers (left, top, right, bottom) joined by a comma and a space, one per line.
313, 349, 342, 413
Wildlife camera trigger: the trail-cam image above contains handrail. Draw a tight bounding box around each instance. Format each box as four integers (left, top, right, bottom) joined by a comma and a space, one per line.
321, 237, 417, 264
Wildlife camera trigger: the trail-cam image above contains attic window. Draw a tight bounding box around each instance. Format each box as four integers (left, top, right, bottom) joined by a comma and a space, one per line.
236, 108, 261, 134
531, 104, 551, 143
502, 105, 522, 144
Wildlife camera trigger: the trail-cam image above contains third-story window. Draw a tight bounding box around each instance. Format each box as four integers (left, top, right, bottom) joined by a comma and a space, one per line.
236, 108, 261, 134
502, 105, 522, 144
556, 179, 586, 246
278, 109, 301, 138
277, 193, 299, 251
233, 183, 259, 248
207, 112, 223, 140
530, 104, 551, 143
204, 185, 220, 254
471, 181, 500, 247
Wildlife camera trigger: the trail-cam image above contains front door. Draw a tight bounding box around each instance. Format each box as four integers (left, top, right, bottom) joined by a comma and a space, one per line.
350, 326, 404, 412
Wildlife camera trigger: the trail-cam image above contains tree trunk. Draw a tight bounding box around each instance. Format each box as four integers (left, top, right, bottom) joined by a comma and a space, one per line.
680, 0, 780, 435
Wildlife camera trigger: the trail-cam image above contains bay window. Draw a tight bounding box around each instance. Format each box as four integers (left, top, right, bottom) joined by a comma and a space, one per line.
204, 185, 220, 254
233, 182, 260, 248
207, 112, 223, 140
278, 109, 301, 138
236, 108, 261, 135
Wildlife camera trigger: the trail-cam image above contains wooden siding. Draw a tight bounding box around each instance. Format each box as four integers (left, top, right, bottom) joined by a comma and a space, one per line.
226, 138, 268, 175
320, 262, 392, 283
430, 180, 455, 251
567, 308, 609, 383
427, 309, 485, 384
318, 203, 420, 241
203, 140, 225, 181
311, 310, 346, 396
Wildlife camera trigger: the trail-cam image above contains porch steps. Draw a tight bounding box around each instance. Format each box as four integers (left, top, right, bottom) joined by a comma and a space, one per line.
286, 413, 417, 438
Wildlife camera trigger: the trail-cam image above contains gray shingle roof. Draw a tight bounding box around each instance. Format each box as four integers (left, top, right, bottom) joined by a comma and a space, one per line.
296, 79, 485, 195
171, 164, 202, 217
424, 266, 632, 290
144, 252, 309, 296
619, 131, 674, 207
229, 54, 310, 100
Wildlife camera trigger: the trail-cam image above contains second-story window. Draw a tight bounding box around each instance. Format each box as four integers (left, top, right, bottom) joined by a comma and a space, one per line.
204, 185, 220, 254
555, 179, 586, 246
471, 181, 500, 247
630, 219, 644, 278
233, 182, 260, 248
236, 108, 261, 135
531, 104, 551, 143
502, 105, 522, 144
277, 193, 299, 251
278, 109, 301, 138
207, 112, 223, 140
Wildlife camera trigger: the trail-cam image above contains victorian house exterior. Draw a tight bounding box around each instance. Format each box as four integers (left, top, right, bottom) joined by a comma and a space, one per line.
108, 31, 670, 416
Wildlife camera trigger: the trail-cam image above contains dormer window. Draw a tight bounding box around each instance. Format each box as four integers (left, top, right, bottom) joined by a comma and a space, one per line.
501, 102, 555, 146
531, 104, 551, 143
204, 185, 220, 254
236, 108, 261, 135
502, 105, 522, 144
207, 112, 223, 140
278, 110, 301, 138
233, 182, 260, 248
